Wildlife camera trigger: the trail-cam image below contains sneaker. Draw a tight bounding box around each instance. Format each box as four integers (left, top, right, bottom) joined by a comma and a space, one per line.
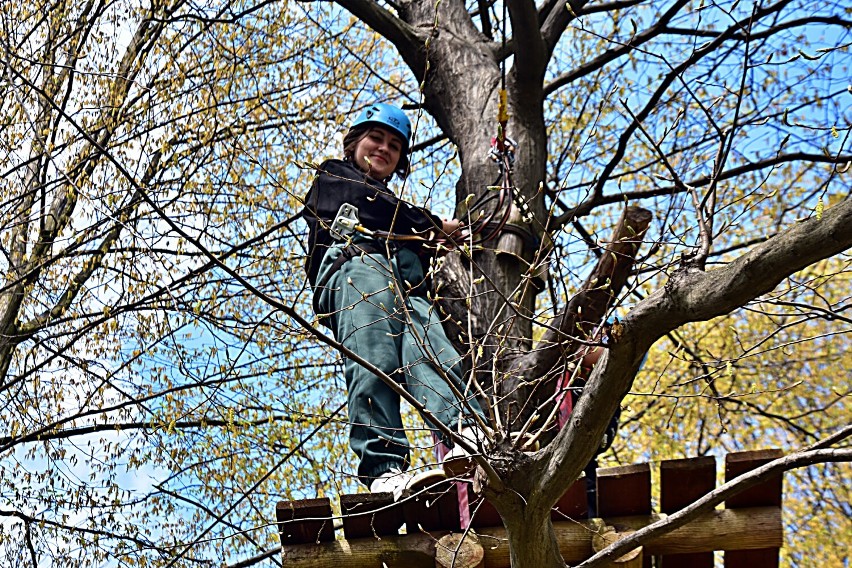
442, 426, 488, 478
370, 468, 409, 501
370, 468, 446, 501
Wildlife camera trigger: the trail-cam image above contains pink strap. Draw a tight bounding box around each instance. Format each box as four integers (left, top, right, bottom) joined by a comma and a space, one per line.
433, 435, 472, 529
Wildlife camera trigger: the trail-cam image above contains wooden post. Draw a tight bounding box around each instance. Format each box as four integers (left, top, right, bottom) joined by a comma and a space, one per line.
597, 463, 652, 568
468, 490, 502, 529
724, 449, 784, 568
276, 498, 335, 545
405, 481, 462, 532
659, 456, 716, 567
551, 477, 588, 521
340, 493, 404, 539
469, 476, 587, 529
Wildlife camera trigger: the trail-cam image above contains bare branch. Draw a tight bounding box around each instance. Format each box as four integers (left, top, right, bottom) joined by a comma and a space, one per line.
544, 0, 691, 96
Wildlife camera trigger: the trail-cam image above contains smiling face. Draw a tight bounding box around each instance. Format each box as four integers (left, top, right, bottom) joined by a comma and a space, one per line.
351, 127, 403, 180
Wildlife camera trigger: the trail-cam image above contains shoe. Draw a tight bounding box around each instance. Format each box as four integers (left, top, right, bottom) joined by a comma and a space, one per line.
370, 468, 446, 501
370, 468, 409, 501
442, 426, 488, 478
406, 469, 447, 494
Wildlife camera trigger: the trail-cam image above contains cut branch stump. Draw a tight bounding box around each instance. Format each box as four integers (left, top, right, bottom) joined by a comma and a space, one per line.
592, 525, 643, 567
435, 533, 485, 568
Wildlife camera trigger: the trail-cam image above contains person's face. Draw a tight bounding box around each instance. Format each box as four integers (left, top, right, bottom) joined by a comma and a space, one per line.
352, 127, 403, 180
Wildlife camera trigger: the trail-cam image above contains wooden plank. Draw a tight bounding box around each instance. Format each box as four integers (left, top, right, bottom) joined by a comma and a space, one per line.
468, 494, 502, 529
276, 498, 335, 545
659, 456, 716, 568
340, 493, 404, 539
725, 450, 784, 508
551, 477, 588, 521
596, 463, 652, 518
279, 506, 782, 568
596, 463, 652, 567
724, 449, 783, 568
404, 480, 461, 532
468, 476, 587, 530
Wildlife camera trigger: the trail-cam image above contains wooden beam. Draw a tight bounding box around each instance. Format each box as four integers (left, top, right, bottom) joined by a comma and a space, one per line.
606, 507, 782, 555
406, 482, 462, 532
279, 506, 781, 568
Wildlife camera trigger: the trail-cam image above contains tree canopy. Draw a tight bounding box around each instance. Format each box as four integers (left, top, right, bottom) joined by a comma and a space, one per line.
0, 0, 849, 566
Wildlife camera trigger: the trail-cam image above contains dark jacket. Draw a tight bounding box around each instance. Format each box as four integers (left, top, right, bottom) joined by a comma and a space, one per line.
301, 159, 442, 286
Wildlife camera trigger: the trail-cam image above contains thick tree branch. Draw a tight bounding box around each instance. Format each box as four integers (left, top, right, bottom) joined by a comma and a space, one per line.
537, 196, 852, 510
501, 206, 652, 432
540, 0, 591, 58
332, 0, 427, 76
505, 0, 548, 88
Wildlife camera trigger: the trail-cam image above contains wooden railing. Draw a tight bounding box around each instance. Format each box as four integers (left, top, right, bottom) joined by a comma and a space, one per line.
276, 449, 784, 567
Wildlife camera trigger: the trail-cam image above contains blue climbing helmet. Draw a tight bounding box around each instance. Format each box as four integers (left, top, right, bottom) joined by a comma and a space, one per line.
350, 103, 412, 150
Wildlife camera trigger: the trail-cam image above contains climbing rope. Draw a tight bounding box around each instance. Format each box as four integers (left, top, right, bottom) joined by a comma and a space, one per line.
459, 85, 534, 248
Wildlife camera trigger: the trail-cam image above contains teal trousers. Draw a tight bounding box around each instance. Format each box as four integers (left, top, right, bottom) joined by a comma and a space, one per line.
316, 242, 484, 486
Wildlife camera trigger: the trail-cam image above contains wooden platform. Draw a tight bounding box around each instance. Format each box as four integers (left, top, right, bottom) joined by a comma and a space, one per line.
276, 450, 784, 567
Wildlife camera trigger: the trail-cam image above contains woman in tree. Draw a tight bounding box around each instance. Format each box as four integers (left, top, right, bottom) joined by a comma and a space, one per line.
301, 103, 486, 499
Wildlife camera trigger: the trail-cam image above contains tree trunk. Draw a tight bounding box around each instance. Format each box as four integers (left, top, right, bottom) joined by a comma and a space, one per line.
501, 507, 566, 568
401, 0, 548, 409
